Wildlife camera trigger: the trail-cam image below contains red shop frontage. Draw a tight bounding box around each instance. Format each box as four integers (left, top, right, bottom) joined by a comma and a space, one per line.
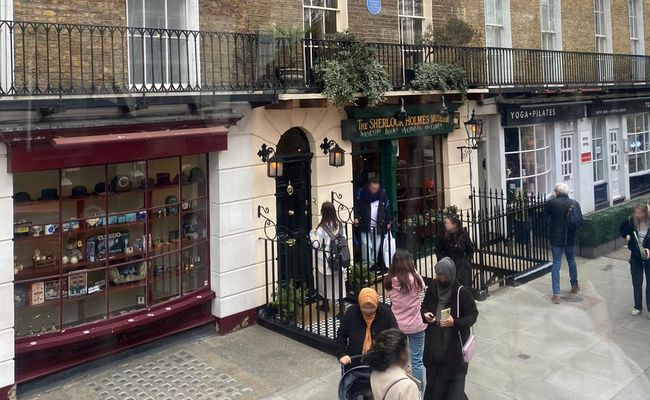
4, 121, 227, 382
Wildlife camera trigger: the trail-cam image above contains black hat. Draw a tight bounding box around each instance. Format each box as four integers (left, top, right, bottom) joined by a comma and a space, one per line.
111, 175, 132, 193
94, 182, 108, 195
13, 192, 32, 202
173, 172, 191, 185
70, 185, 89, 198
39, 188, 59, 201
156, 173, 172, 187
189, 167, 204, 183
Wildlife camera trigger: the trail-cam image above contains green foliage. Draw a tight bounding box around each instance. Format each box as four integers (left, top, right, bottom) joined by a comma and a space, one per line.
316, 31, 392, 108
576, 199, 649, 247
409, 63, 468, 99
422, 17, 476, 47
270, 280, 305, 317
347, 262, 371, 292
274, 23, 316, 68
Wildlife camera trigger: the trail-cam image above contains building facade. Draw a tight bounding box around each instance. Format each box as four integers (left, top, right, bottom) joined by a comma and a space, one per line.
0, 0, 649, 397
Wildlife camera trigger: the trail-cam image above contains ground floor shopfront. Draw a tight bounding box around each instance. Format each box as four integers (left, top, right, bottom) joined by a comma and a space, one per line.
478, 96, 650, 214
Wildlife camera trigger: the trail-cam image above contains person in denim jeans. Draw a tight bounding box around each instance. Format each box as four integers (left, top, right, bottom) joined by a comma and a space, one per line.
619, 204, 650, 318
384, 249, 427, 389
545, 182, 582, 304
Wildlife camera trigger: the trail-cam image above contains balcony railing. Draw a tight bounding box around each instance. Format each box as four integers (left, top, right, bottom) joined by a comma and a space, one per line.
0, 20, 649, 97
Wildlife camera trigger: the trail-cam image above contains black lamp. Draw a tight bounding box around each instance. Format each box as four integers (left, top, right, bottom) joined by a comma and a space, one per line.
463, 109, 484, 149
320, 138, 345, 167
257, 143, 283, 178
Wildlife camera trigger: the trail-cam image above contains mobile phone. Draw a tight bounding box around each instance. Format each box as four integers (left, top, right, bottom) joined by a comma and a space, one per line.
424, 312, 434, 321
441, 308, 451, 321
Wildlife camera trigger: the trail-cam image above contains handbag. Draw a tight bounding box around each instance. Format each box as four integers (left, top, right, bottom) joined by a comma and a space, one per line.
456, 285, 477, 364
382, 232, 396, 267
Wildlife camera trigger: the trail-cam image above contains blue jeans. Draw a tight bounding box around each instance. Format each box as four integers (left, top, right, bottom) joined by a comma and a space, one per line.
552, 245, 578, 295
408, 330, 425, 390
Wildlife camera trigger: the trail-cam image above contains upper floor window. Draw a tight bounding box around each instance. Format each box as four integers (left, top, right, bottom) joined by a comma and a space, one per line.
398, 0, 424, 44
594, 0, 612, 53
485, 0, 509, 47
303, 0, 339, 40
541, 0, 561, 50
127, 0, 196, 86
629, 0, 644, 55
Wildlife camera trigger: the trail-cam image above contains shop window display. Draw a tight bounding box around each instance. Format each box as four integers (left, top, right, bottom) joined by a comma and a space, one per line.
13, 155, 209, 338
504, 125, 553, 196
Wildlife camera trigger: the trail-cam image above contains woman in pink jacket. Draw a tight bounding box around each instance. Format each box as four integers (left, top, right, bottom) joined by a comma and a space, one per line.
384, 249, 427, 387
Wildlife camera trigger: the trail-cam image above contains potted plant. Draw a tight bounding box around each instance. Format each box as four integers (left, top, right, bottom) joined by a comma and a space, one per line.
268, 280, 305, 323
274, 24, 315, 87
346, 262, 370, 297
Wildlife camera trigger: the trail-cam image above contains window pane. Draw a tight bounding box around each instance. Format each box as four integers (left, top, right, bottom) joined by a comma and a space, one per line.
504, 128, 520, 152
145, 0, 166, 29
128, 0, 144, 27
129, 36, 145, 84
168, 0, 188, 30
521, 127, 535, 150
170, 38, 189, 84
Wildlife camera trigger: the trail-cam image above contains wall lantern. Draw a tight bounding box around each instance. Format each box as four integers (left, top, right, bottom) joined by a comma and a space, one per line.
463, 109, 485, 149
257, 143, 283, 178
320, 138, 345, 167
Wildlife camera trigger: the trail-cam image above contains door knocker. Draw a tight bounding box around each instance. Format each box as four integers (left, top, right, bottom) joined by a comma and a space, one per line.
286, 180, 294, 196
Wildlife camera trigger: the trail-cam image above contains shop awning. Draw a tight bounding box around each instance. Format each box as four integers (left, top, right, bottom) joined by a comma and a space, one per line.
3, 125, 228, 172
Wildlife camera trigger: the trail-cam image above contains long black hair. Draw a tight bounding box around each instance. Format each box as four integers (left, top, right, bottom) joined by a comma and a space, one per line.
362, 329, 409, 372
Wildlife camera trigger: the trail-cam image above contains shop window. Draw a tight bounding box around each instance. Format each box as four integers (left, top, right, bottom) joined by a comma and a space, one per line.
504, 125, 552, 196
13, 155, 208, 338
398, 0, 423, 45
627, 113, 650, 174
592, 118, 606, 182
127, 0, 197, 86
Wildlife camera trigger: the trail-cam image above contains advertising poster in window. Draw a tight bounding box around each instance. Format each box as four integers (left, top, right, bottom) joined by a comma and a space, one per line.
580, 130, 592, 163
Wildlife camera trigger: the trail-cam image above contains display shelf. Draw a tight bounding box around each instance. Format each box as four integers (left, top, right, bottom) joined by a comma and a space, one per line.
15, 299, 60, 310
15, 265, 61, 281
13, 234, 60, 243
60, 194, 105, 202
14, 200, 59, 214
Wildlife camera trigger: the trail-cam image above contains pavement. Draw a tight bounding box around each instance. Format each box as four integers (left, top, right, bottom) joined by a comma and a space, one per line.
18, 245, 650, 400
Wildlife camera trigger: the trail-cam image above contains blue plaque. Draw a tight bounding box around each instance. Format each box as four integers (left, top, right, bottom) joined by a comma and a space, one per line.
367, 0, 381, 15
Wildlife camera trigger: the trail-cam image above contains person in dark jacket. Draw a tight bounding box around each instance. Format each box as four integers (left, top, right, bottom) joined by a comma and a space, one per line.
336, 287, 398, 369
545, 182, 582, 304
619, 203, 650, 318
354, 177, 393, 269
435, 214, 474, 287
421, 257, 478, 400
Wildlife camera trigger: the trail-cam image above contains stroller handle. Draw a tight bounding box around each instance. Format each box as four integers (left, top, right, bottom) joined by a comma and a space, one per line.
340, 354, 365, 374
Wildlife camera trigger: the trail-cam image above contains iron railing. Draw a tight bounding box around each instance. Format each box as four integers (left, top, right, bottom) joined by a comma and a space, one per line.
257, 189, 550, 350
0, 20, 650, 97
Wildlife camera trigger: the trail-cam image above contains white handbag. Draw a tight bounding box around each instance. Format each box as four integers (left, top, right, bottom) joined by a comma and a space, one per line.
382, 232, 396, 267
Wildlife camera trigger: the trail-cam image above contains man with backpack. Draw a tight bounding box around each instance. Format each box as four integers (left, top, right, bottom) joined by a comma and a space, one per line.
545, 182, 583, 304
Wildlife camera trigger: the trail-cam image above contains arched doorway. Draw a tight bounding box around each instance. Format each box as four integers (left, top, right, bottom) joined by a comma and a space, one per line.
275, 128, 314, 291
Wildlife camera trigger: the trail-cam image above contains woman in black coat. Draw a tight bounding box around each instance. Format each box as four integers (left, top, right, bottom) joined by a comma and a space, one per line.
335, 287, 398, 369
421, 257, 478, 400
435, 215, 474, 287
619, 203, 650, 317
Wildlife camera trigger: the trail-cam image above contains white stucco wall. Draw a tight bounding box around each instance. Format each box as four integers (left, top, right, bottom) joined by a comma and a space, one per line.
209, 104, 354, 318
0, 143, 14, 390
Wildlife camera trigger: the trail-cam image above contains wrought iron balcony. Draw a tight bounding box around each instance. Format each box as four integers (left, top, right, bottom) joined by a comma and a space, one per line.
0, 20, 649, 99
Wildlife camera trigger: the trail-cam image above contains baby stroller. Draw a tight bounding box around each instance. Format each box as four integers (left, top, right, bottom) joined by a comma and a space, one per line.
338, 355, 373, 400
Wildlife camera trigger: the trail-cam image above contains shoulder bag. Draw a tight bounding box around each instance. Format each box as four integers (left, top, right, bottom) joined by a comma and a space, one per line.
456, 285, 477, 364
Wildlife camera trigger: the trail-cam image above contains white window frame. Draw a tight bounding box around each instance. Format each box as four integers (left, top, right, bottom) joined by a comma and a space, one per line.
126, 0, 199, 88
303, 0, 340, 40
541, 0, 562, 51
594, 0, 612, 53
485, 0, 511, 48
627, 113, 650, 175
592, 118, 606, 183
504, 124, 553, 196
629, 0, 644, 55
398, 0, 424, 45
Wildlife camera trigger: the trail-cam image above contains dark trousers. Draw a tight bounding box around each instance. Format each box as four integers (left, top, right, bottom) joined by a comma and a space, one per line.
424, 369, 467, 400
630, 258, 650, 311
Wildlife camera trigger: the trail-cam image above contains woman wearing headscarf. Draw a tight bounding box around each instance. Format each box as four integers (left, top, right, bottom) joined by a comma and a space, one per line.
335, 287, 398, 369
421, 257, 478, 400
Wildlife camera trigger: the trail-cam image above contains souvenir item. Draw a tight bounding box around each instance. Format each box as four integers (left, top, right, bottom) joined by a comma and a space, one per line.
173, 172, 191, 185
14, 256, 24, 275
87, 279, 105, 294
32, 225, 43, 236
44, 280, 60, 301
68, 271, 88, 297
39, 188, 59, 200
181, 201, 192, 211
183, 214, 203, 240
86, 216, 100, 228
96, 232, 129, 257
136, 211, 147, 221
62, 221, 80, 232
14, 225, 30, 238
14, 285, 28, 306
30, 282, 45, 305
64, 239, 83, 265
189, 167, 205, 183
111, 175, 132, 193
62, 255, 70, 264
109, 262, 146, 284
70, 185, 89, 198
165, 195, 178, 215
86, 239, 97, 263
125, 212, 137, 223
156, 172, 172, 187
13, 192, 32, 202
45, 224, 58, 235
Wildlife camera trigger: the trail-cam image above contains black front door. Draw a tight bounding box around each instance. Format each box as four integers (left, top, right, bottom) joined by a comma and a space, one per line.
275, 129, 314, 290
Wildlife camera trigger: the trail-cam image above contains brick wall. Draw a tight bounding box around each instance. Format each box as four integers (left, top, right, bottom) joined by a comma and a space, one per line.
199, 0, 302, 33
430, 0, 485, 47
561, 0, 595, 52
511, 1, 540, 49
14, 0, 126, 26
347, 0, 399, 42
612, 0, 630, 54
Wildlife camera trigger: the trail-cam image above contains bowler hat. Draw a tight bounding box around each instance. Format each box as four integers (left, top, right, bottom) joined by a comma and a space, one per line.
39, 188, 59, 201
13, 192, 32, 202
111, 175, 132, 193
156, 173, 172, 187
94, 182, 108, 195
70, 185, 89, 198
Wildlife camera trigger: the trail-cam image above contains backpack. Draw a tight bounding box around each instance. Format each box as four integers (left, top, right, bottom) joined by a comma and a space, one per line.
565, 201, 583, 231
322, 224, 351, 271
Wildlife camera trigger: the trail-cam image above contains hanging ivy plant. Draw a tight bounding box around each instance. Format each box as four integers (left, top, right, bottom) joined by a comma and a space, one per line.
315, 32, 392, 108
409, 63, 468, 99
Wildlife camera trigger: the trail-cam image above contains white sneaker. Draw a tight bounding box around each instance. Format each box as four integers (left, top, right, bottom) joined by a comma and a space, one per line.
647, 313, 650, 320
632, 309, 642, 316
